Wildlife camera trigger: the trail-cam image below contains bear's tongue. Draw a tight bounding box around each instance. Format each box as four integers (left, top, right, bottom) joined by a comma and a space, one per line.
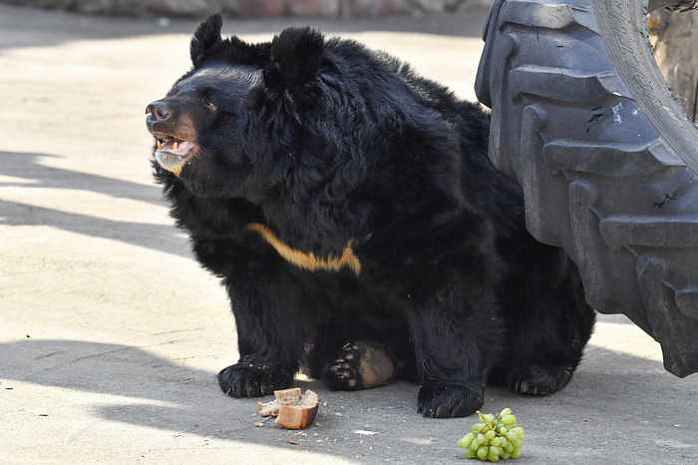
160, 138, 195, 155
154, 138, 197, 174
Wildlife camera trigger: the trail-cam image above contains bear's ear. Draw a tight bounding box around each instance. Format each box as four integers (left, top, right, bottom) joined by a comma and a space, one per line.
190, 14, 223, 67
264, 27, 324, 95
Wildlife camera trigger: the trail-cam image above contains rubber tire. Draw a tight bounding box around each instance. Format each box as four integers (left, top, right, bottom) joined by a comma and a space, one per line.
475, 0, 698, 376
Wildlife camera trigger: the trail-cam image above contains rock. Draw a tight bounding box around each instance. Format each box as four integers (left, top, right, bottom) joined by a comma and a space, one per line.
650, 11, 698, 122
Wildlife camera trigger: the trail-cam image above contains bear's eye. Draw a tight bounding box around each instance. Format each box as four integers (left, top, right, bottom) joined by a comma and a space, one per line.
204, 98, 218, 111
201, 92, 218, 111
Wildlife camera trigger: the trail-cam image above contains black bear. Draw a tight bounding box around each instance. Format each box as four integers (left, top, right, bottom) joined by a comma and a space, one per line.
146, 14, 595, 418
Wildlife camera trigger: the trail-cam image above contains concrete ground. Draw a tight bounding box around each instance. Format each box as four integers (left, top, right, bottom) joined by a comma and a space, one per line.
1, 3, 697, 464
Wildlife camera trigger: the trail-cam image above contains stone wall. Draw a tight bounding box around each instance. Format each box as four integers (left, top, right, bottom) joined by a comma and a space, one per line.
1, 0, 479, 17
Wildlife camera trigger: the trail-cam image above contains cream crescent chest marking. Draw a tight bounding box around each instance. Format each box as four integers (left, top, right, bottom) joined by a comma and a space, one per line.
247, 223, 361, 276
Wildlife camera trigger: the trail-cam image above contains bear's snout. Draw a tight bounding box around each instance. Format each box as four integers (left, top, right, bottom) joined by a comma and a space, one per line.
145, 101, 173, 124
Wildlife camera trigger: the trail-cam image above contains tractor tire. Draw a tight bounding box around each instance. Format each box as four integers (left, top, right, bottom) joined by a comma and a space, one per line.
475, 0, 698, 376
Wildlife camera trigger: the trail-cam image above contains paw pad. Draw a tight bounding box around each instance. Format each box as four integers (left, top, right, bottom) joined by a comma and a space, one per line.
324, 342, 395, 391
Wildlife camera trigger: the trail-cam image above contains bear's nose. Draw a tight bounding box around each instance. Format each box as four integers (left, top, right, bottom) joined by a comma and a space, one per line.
145, 101, 172, 122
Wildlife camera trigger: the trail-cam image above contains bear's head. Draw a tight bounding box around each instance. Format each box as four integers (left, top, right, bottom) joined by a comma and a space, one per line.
146, 14, 338, 200
147, 15, 468, 250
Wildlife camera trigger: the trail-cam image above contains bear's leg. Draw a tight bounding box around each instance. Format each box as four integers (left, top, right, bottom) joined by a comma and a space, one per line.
408, 281, 501, 418
218, 272, 309, 398
323, 341, 396, 390
496, 251, 595, 396
305, 307, 414, 389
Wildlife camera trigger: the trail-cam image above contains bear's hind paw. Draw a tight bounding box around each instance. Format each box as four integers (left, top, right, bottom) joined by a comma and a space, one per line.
323, 341, 395, 391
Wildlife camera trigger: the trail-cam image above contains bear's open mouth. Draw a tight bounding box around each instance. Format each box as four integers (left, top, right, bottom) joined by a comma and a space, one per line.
154, 136, 198, 174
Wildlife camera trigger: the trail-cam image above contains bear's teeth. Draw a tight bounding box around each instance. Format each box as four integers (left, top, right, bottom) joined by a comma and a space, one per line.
173, 141, 179, 150
157, 140, 163, 149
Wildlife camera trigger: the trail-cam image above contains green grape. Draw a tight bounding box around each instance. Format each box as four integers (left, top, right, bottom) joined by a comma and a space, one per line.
461, 408, 523, 461
512, 446, 522, 459
458, 432, 475, 448
477, 411, 495, 424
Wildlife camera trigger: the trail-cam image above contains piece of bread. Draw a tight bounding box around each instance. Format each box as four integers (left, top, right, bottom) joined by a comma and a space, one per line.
257, 399, 278, 418
256, 387, 319, 429
257, 387, 302, 417
276, 389, 319, 430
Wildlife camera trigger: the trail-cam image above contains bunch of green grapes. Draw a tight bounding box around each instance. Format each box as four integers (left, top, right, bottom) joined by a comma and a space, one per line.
457, 408, 524, 462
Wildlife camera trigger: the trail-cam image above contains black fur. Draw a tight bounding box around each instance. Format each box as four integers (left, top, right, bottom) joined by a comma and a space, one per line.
149, 18, 595, 418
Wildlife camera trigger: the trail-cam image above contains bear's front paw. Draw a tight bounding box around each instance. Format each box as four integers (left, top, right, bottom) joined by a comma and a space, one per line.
218, 362, 291, 398
417, 383, 484, 418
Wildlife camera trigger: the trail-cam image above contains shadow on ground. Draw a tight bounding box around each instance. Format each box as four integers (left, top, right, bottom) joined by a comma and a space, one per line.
0, 151, 161, 204
0, 151, 190, 257
0, 199, 189, 257
0, 338, 418, 455
2, 337, 696, 463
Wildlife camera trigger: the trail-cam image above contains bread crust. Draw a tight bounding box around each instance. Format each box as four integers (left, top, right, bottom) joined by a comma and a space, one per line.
275, 390, 319, 429
257, 388, 319, 429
